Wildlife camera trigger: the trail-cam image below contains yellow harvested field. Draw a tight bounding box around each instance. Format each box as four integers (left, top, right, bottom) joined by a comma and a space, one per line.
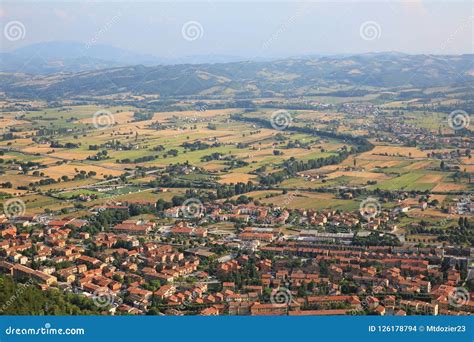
3, 172, 45, 187
0, 188, 28, 196
409, 208, 457, 219
77, 111, 135, 125
36, 157, 63, 165
50, 150, 95, 160
218, 173, 257, 184
18, 146, 97, 161
21, 145, 56, 154
405, 161, 432, 170
432, 183, 466, 192
0, 118, 30, 128
221, 134, 268, 145
40, 178, 97, 191
40, 164, 123, 180
0, 154, 15, 160
459, 159, 474, 172
362, 160, 403, 168
403, 198, 420, 206
418, 174, 443, 183
367, 146, 429, 158
429, 194, 446, 203
0, 138, 32, 148
201, 163, 226, 172
317, 164, 342, 172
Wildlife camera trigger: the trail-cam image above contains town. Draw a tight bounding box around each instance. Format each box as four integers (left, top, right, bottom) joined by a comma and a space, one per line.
0, 187, 472, 315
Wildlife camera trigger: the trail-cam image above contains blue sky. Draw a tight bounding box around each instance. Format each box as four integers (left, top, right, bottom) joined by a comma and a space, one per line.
1, 1, 472, 57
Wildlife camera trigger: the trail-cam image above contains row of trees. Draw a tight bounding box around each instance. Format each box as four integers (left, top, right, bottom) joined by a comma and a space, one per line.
231, 114, 374, 186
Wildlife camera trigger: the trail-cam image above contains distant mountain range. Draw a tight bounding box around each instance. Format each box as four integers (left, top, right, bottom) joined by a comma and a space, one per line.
0, 42, 472, 100
1, 42, 152, 74
0, 41, 255, 74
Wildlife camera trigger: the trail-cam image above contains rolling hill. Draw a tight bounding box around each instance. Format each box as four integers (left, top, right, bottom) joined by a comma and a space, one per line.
1, 53, 473, 99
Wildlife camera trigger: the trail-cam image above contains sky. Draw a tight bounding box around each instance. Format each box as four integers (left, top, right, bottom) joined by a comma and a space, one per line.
0, 0, 473, 59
